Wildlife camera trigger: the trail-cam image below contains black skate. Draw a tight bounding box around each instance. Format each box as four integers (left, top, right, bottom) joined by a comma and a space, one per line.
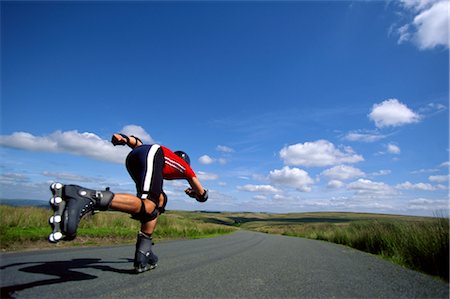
134, 232, 158, 273
48, 183, 114, 243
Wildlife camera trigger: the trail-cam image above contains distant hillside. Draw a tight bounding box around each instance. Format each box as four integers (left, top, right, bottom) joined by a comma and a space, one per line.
0, 199, 48, 208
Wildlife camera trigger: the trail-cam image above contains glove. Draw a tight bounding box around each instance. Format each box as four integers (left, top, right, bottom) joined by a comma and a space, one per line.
185, 188, 208, 202
185, 188, 197, 199
196, 189, 208, 203
111, 134, 129, 146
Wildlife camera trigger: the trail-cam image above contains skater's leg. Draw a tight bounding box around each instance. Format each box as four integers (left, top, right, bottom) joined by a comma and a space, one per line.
131, 193, 166, 273
109, 193, 156, 215
141, 214, 159, 235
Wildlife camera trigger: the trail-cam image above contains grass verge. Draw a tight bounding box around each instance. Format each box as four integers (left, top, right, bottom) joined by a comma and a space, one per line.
0, 205, 236, 251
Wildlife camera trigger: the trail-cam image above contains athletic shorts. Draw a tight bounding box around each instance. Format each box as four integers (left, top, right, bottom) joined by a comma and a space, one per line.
126, 144, 164, 206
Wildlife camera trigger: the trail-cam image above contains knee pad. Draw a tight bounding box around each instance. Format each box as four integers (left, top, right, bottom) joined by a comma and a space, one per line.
131, 200, 158, 224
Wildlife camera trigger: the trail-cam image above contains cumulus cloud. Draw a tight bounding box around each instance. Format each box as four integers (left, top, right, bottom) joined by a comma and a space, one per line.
196, 171, 219, 181
238, 184, 280, 193
408, 197, 449, 211
395, 0, 449, 50
0, 130, 130, 163
439, 161, 450, 168
199, 155, 215, 165
279, 140, 363, 167
216, 145, 234, 153
321, 165, 365, 181
269, 166, 314, 192
370, 169, 392, 176
396, 181, 441, 191
347, 179, 396, 195
387, 143, 401, 154
327, 180, 344, 189
120, 125, 154, 143
429, 174, 450, 183
42, 171, 103, 183
343, 131, 387, 143
198, 154, 227, 165
369, 99, 421, 128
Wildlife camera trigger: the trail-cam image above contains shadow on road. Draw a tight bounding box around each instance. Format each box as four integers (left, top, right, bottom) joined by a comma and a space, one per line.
0, 258, 135, 298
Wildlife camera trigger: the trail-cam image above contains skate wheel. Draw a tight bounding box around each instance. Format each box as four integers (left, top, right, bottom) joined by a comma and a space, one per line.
50, 196, 63, 205
48, 234, 55, 242
49, 215, 61, 224
49, 232, 63, 242
51, 182, 63, 191
53, 232, 63, 240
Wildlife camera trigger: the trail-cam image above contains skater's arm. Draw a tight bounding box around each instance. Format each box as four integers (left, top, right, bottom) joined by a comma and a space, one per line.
185, 177, 208, 202
111, 134, 143, 149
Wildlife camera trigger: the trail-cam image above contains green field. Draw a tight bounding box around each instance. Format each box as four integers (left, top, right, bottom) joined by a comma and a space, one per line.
1, 205, 448, 281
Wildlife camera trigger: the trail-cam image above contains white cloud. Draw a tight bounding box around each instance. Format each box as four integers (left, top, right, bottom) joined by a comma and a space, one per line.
238, 184, 280, 193
412, 1, 449, 50
0, 172, 30, 184
42, 171, 103, 183
429, 174, 450, 183
440, 161, 450, 168
387, 143, 401, 154
198, 155, 227, 165
396, 181, 439, 191
321, 165, 365, 181
343, 131, 387, 142
370, 169, 392, 176
411, 168, 439, 174
369, 99, 420, 128
253, 195, 268, 200
269, 166, 314, 192
327, 180, 344, 189
347, 179, 396, 195
196, 171, 219, 181
199, 155, 215, 165
216, 145, 234, 153
396, 0, 449, 50
120, 125, 154, 143
407, 197, 449, 211
279, 140, 363, 167
0, 130, 130, 163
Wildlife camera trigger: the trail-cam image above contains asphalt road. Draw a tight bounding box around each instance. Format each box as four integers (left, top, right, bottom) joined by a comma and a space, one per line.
1, 231, 448, 298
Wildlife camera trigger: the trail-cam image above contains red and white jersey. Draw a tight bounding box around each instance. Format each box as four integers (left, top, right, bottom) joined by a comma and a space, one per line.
161, 146, 196, 180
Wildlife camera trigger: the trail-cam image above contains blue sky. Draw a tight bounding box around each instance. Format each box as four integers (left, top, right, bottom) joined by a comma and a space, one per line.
1, 0, 448, 216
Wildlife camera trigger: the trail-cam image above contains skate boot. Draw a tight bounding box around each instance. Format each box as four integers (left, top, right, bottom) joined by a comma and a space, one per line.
134, 232, 158, 273
48, 183, 114, 243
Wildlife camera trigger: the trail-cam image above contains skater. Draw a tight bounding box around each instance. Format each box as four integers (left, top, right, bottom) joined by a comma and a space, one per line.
48, 133, 209, 273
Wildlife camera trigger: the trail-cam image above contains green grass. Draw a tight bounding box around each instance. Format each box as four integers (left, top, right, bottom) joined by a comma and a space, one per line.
0, 205, 236, 251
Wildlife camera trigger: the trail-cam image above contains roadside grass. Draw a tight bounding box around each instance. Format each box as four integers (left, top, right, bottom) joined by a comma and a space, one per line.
0, 205, 236, 251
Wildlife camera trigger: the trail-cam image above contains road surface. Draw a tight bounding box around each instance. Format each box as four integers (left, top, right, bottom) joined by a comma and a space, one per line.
1, 231, 448, 298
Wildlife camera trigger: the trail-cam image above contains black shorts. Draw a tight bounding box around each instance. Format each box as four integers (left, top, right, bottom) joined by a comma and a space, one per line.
126, 144, 164, 205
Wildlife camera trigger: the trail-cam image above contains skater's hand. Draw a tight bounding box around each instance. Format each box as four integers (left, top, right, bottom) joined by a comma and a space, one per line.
111, 134, 128, 146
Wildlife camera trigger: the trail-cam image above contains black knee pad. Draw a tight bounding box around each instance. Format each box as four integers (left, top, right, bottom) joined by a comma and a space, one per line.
131, 200, 158, 224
